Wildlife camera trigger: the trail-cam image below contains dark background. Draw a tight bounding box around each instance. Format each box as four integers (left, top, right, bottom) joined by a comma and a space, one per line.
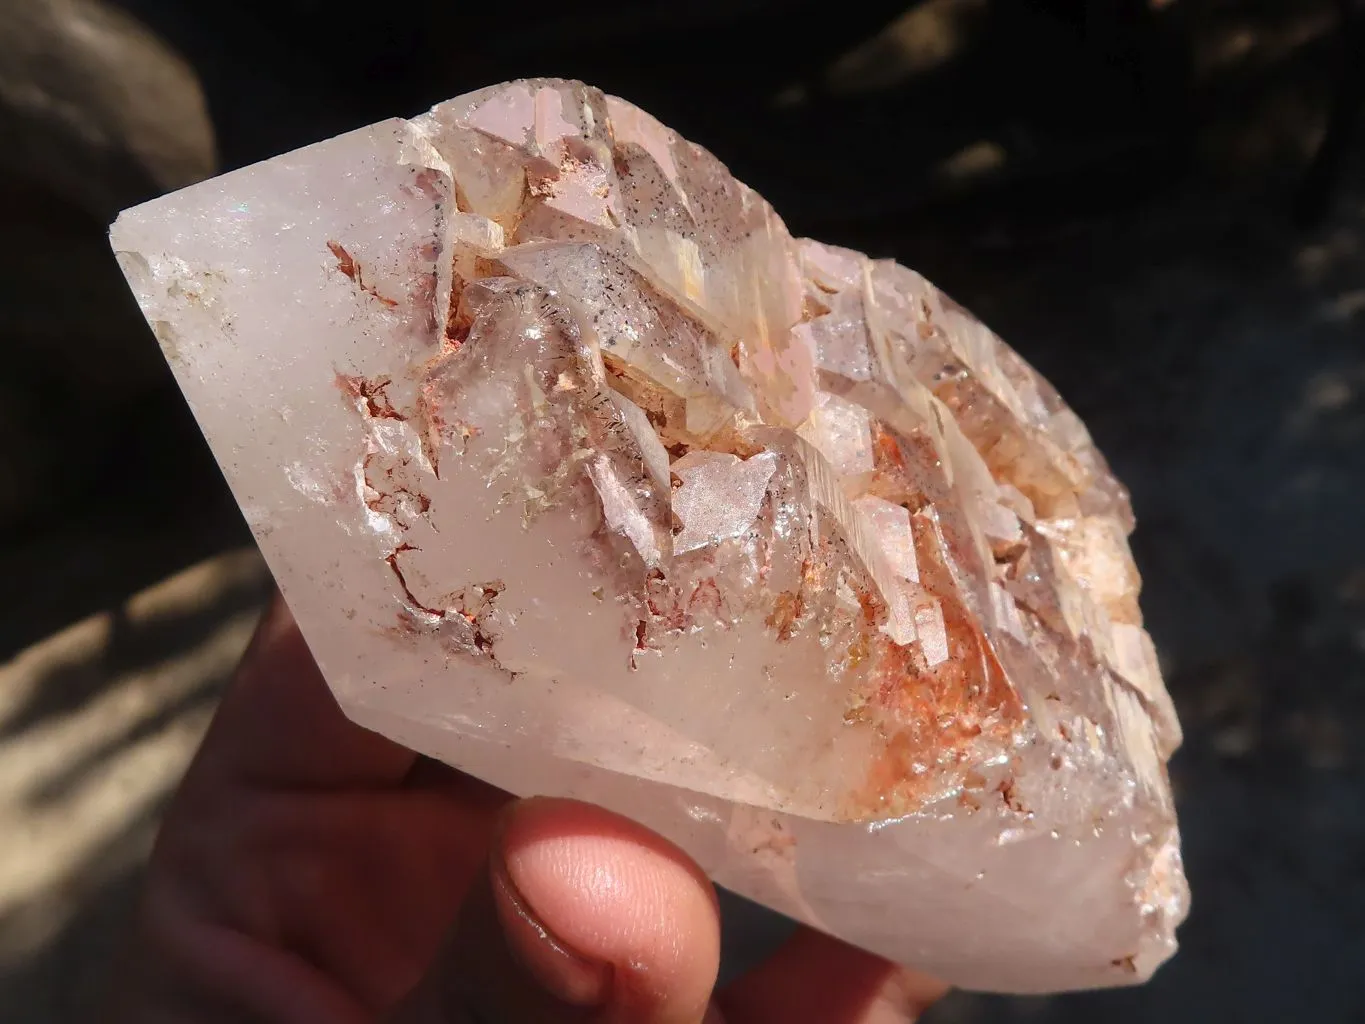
2, 1, 1363, 1021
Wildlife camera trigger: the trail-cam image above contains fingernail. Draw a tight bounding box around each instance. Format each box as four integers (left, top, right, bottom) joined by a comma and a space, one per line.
491, 825, 613, 1007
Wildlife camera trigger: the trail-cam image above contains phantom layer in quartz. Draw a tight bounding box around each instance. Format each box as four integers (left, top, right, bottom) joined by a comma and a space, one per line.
110, 79, 1187, 994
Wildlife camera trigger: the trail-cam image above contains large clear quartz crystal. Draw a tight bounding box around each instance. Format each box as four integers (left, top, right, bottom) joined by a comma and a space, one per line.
110, 80, 1187, 993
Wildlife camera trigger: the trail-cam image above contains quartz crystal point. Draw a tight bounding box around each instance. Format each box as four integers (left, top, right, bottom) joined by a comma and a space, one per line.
110, 80, 1187, 993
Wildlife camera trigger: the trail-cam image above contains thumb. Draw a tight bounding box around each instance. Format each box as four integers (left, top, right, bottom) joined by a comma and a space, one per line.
388, 797, 723, 1024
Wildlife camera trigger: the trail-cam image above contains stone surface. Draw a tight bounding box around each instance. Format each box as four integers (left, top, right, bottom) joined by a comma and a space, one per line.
109, 79, 1187, 994
1, 0, 216, 220
0, 0, 217, 529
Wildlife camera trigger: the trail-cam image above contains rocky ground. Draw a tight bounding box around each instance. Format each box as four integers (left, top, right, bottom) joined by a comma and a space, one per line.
2, 2, 1363, 1021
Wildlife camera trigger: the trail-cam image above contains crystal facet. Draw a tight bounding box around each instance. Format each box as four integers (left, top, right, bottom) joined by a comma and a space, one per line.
110, 79, 1187, 993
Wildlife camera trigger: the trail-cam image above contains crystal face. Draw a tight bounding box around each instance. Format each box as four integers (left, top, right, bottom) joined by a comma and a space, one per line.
110, 80, 1187, 993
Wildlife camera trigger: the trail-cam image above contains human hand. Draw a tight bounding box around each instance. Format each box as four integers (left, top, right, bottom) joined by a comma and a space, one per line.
113, 592, 948, 1022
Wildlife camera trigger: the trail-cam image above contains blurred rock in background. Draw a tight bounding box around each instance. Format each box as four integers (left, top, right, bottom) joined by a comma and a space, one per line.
0, 0, 217, 530
1, 2, 1362, 1021
0, 0, 216, 219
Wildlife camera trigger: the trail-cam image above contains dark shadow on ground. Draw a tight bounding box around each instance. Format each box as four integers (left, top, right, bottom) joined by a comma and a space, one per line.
0, 539, 271, 1021
0, 381, 253, 664
0, 540, 264, 752
0, 796, 165, 1022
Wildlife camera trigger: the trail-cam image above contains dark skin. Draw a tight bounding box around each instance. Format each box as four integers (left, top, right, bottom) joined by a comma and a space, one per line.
113, 593, 949, 1022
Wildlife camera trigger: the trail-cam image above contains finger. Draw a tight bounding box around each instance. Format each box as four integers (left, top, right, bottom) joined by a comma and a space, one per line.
156, 592, 508, 1010
187, 590, 418, 791
717, 927, 948, 1024
390, 797, 723, 1024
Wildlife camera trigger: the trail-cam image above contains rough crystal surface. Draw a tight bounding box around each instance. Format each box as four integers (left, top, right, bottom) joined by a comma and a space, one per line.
110, 79, 1187, 993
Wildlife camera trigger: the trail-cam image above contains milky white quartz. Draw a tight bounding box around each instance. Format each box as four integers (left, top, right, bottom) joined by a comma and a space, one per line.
110, 79, 1187, 993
